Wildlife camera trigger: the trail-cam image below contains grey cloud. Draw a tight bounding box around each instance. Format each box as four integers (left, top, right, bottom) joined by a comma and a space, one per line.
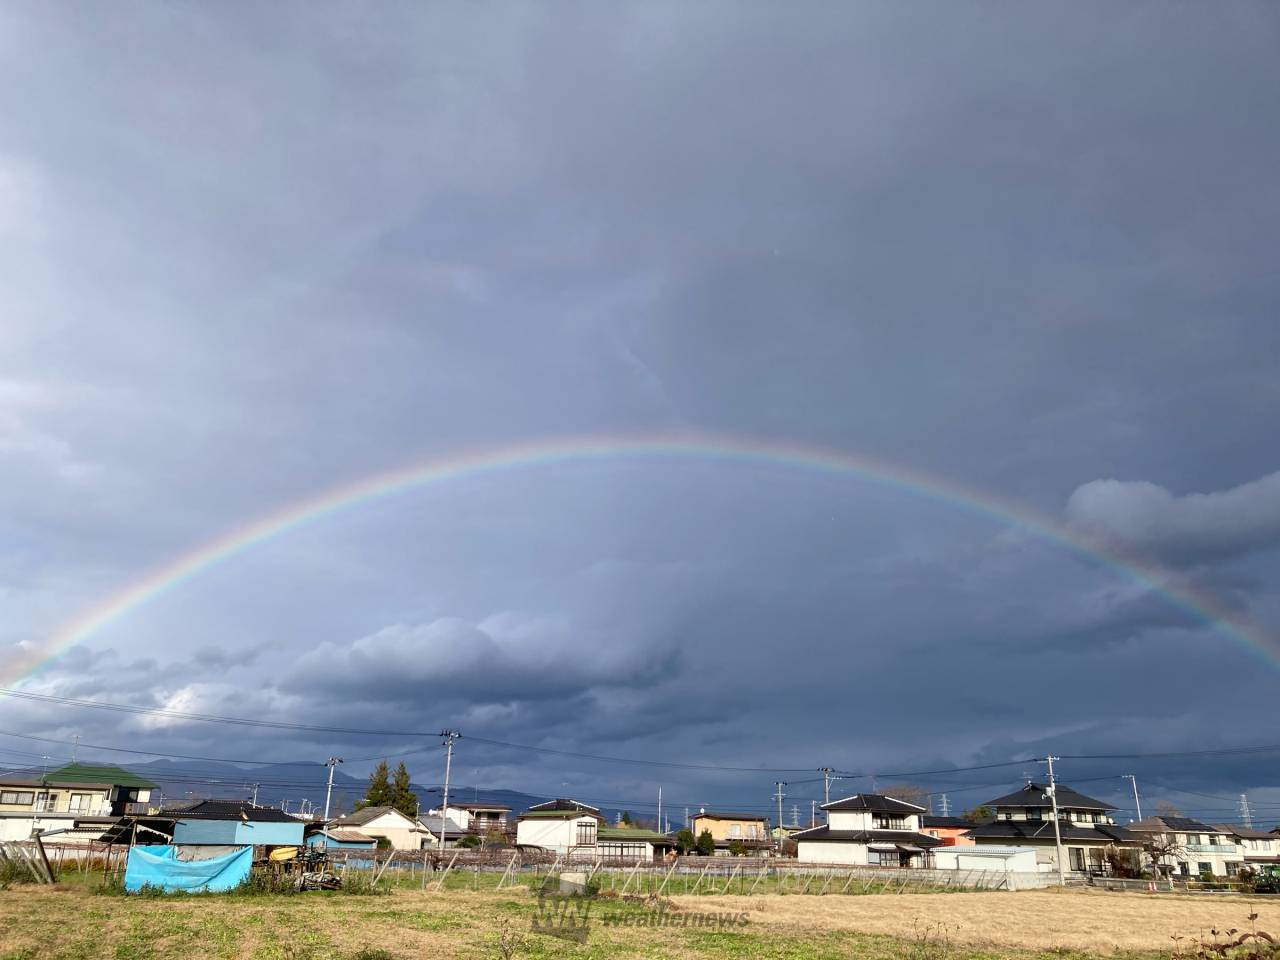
1067, 471, 1280, 565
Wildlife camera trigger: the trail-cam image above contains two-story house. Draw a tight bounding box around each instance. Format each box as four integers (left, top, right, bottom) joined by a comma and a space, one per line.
1128, 816, 1244, 877
964, 782, 1138, 876
428, 801, 511, 836
329, 806, 438, 849
0, 763, 155, 844
1217, 824, 1280, 867
688, 810, 773, 856
792, 794, 943, 866
515, 799, 605, 856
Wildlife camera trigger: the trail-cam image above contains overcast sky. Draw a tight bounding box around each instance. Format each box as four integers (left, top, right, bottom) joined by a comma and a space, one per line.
2, 2, 1279, 825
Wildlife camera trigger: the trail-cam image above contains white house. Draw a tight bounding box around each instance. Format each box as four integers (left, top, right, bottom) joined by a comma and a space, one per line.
427, 801, 510, 835
0, 763, 155, 844
1129, 816, 1245, 878
597, 826, 676, 861
515, 799, 604, 856
1217, 824, 1280, 868
792, 794, 943, 867
329, 806, 434, 850
964, 782, 1140, 876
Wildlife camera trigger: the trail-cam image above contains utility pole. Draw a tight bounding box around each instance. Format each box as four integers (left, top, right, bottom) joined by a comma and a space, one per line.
1240, 794, 1253, 829
684, 807, 690, 830
72, 734, 79, 764
1043, 756, 1066, 885
438, 731, 459, 853
1125, 775, 1143, 821
251, 783, 260, 807
811, 800, 817, 826
657, 786, 662, 835
818, 767, 835, 805
323, 757, 343, 821
773, 782, 786, 850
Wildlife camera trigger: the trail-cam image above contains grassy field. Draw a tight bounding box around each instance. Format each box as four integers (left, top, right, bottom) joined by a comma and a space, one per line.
2, 874, 1276, 960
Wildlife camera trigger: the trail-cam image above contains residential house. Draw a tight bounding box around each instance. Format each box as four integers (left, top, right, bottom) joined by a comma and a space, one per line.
515, 799, 605, 856
921, 815, 977, 847
306, 827, 377, 850
792, 794, 943, 867
964, 782, 1139, 876
688, 810, 772, 856
429, 802, 511, 836
1217, 824, 1280, 866
417, 814, 468, 849
329, 806, 433, 849
597, 826, 676, 861
0, 763, 155, 843
1128, 816, 1244, 878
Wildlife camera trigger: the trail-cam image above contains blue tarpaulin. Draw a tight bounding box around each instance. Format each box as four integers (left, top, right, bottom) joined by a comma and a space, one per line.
124, 845, 252, 893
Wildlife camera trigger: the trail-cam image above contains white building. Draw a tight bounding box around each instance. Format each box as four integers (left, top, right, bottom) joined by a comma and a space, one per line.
0, 763, 155, 844
1216, 824, 1280, 868
1129, 816, 1245, 878
515, 799, 604, 856
792, 794, 943, 867
933, 845, 1039, 874
329, 806, 436, 850
964, 782, 1140, 876
428, 801, 510, 835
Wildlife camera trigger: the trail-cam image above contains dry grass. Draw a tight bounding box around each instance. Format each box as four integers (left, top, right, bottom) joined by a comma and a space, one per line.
1, 881, 1265, 959
669, 888, 1280, 952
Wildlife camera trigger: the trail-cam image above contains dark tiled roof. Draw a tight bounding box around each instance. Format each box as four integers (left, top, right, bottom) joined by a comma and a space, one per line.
792, 826, 944, 848
985, 782, 1114, 811
966, 820, 1136, 844
452, 802, 511, 811
1215, 824, 1276, 840
821, 794, 925, 814
331, 805, 416, 826
525, 798, 600, 813
162, 800, 301, 823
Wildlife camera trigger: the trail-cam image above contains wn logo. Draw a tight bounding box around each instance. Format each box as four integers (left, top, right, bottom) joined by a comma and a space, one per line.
530, 892, 593, 943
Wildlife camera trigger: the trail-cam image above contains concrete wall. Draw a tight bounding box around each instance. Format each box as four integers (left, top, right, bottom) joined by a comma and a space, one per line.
516, 815, 597, 854
795, 840, 870, 865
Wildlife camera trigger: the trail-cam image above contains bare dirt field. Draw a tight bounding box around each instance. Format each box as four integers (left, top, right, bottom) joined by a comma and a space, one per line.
673, 888, 1280, 952
2, 881, 1276, 959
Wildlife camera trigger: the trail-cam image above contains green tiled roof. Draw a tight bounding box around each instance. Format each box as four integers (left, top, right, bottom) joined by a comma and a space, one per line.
46, 764, 157, 790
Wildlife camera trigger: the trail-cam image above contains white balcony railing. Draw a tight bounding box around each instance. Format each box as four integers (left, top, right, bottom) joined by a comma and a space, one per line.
1186, 843, 1239, 854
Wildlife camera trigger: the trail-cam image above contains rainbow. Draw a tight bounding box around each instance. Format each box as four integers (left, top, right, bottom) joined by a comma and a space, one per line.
6, 433, 1273, 686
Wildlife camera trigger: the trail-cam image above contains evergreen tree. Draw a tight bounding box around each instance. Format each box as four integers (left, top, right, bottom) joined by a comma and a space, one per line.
675, 828, 696, 854
620, 810, 633, 826
695, 829, 715, 856
390, 761, 419, 818
355, 760, 393, 810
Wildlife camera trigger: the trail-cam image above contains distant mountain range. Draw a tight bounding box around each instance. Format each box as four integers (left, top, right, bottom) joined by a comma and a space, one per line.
0, 757, 651, 825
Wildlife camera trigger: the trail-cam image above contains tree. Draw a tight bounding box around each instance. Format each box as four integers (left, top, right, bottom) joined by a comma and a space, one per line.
675, 829, 697, 855
457, 834, 482, 849
695, 829, 715, 856
390, 761, 418, 819
1140, 831, 1186, 876
881, 783, 932, 809
356, 760, 394, 810
727, 839, 746, 857
1156, 801, 1185, 818
620, 810, 633, 826
962, 805, 994, 823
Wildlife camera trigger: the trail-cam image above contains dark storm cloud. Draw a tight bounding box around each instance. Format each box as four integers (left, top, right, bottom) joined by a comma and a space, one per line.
1, 1, 1279, 817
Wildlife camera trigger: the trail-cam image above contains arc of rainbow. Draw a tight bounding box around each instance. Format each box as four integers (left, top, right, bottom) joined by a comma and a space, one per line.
6, 433, 1272, 687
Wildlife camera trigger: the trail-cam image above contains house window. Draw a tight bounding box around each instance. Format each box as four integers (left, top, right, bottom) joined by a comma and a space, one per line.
1198, 862, 1212, 877
69, 794, 95, 812
1069, 848, 1085, 872
874, 815, 908, 830
576, 821, 597, 846
747, 825, 759, 839
1227, 862, 1241, 876
730, 824, 742, 838
1026, 808, 1042, 821
0, 791, 35, 805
